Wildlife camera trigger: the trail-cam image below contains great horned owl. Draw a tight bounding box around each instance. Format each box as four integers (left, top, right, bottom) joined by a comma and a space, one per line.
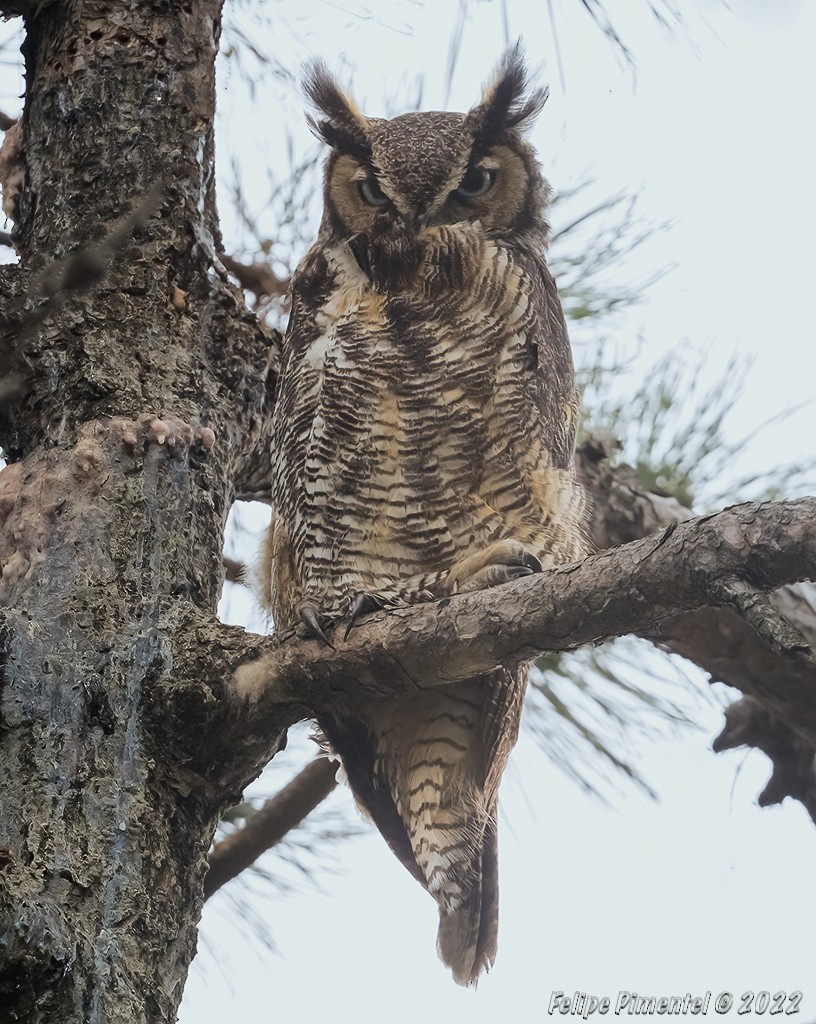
261, 47, 586, 985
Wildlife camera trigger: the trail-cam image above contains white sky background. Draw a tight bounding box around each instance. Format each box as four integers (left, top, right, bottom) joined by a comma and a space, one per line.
1, 0, 815, 1020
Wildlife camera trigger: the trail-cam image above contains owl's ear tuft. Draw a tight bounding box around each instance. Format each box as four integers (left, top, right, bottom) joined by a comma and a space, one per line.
303, 61, 372, 161
467, 43, 548, 145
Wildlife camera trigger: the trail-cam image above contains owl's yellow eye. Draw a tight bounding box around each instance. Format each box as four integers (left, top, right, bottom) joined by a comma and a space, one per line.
454, 166, 495, 200
358, 176, 389, 207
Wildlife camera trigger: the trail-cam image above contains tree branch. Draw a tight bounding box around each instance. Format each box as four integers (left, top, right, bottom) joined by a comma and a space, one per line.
203, 757, 337, 901
576, 436, 693, 548
578, 440, 816, 805
219, 252, 289, 303
222, 555, 246, 585
233, 497, 816, 739
713, 697, 816, 823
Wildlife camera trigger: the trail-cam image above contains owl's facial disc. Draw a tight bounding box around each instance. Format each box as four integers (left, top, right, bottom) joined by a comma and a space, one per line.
326, 133, 540, 289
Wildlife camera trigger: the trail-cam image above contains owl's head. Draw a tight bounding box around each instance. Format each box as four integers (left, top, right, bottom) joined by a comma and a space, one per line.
305, 46, 550, 287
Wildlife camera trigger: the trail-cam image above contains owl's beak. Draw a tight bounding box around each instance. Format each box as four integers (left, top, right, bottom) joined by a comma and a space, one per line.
348, 236, 371, 278
347, 210, 423, 291
397, 210, 420, 235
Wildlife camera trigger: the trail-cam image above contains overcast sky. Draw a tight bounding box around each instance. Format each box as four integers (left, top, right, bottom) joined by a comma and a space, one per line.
2, 1, 814, 1021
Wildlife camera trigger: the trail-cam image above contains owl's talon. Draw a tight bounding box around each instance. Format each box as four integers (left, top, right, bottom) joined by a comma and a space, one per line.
519, 551, 542, 573
460, 563, 536, 591
344, 592, 385, 640
447, 538, 545, 594
501, 564, 535, 582
299, 604, 335, 649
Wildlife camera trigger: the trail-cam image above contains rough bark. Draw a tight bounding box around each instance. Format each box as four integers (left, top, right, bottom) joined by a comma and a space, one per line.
0, 3, 276, 1022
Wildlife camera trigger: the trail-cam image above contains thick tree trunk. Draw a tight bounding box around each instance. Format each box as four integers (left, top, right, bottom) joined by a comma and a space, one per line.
0, 3, 277, 1021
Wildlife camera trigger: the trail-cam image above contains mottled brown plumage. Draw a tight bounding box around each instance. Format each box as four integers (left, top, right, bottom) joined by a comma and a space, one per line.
261, 46, 586, 984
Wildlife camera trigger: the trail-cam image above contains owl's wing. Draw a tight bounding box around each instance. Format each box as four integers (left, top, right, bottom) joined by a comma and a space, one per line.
318, 712, 426, 887
523, 251, 581, 472
478, 666, 525, 797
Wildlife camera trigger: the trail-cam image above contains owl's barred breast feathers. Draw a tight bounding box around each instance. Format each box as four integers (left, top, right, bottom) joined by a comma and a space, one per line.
262, 45, 587, 985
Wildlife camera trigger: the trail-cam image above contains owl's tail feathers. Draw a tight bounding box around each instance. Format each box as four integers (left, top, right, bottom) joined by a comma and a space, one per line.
435, 815, 499, 987
317, 706, 501, 986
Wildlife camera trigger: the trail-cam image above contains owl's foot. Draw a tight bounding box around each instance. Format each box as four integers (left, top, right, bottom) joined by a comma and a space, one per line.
343, 592, 387, 640
298, 603, 335, 649
447, 539, 542, 594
